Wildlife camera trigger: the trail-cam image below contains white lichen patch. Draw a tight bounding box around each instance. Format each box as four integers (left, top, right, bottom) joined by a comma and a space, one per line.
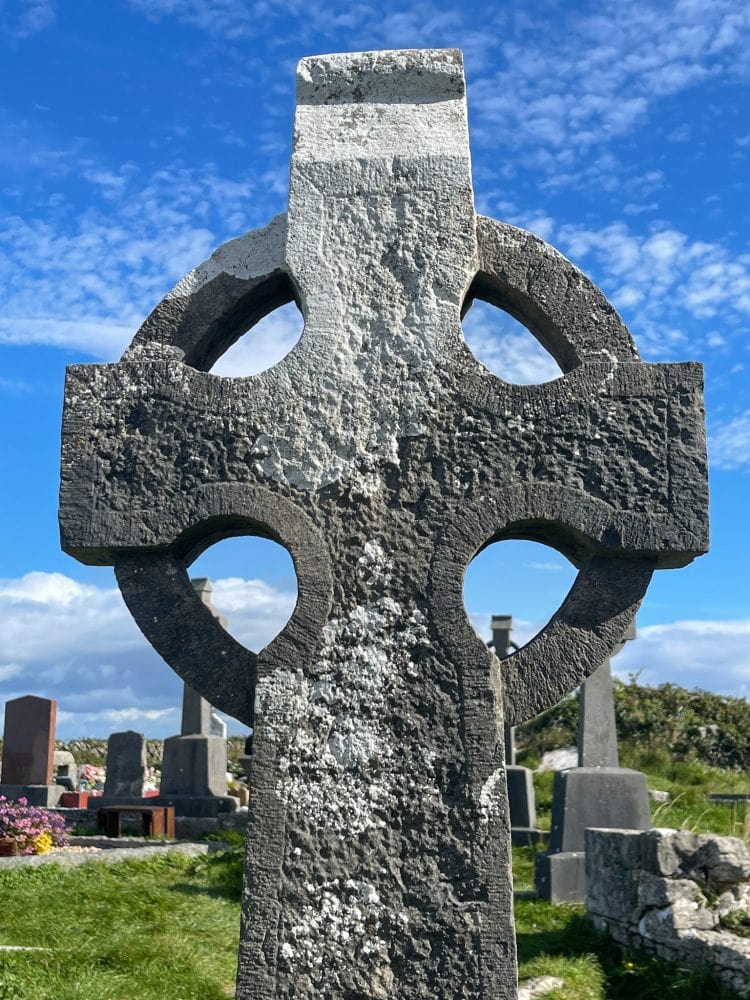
274, 595, 431, 836
282, 877, 389, 974
254, 543, 436, 842
479, 768, 506, 825
356, 541, 393, 590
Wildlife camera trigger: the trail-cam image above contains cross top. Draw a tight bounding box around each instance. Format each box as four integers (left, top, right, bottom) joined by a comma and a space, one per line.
60, 49, 708, 999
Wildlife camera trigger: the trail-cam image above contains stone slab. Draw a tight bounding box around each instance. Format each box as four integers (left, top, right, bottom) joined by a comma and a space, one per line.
1, 696, 56, 786
535, 851, 586, 903
103, 730, 146, 799
507, 765, 537, 829
510, 827, 544, 847
150, 794, 237, 818
159, 734, 228, 798
549, 767, 651, 853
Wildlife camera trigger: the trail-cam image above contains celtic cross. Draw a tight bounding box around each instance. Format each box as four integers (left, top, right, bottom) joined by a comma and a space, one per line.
59, 49, 708, 1000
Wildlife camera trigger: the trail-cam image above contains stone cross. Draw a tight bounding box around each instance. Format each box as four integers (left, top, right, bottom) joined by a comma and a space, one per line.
180, 577, 228, 736
59, 49, 709, 1000
578, 620, 636, 768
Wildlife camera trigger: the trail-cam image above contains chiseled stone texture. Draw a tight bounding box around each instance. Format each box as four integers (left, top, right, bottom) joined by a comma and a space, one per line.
586, 828, 750, 996
59, 49, 709, 999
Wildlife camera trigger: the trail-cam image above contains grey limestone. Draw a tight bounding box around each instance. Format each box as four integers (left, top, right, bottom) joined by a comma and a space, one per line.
586, 828, 750, 996
536, 767, 651, 902
506, 765, 537, 829
158, 575, 232, 815
58, 48, 709, 1000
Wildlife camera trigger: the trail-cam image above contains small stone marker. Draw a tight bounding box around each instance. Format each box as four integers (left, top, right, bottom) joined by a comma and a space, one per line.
491, 615, 518, 764
102, 730, 146, 800
0, 696, 62, 806
59, 49, 709, 999
490, 615, 539, 844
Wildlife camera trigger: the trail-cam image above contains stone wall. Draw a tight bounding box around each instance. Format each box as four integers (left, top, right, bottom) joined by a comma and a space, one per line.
586, 827, 750, 996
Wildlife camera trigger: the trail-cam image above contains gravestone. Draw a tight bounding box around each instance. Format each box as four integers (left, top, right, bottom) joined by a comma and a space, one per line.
490, 615, 540, 845
102, 730, 146, 800
59, 48, 709, 1000
537, 621, 649, 902
157, 577, 234, 815
0, 695, 62, 806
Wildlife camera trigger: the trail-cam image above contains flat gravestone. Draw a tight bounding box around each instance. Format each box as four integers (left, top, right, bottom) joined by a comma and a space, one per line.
59, 49, 709, 999
1, 695, 56, 786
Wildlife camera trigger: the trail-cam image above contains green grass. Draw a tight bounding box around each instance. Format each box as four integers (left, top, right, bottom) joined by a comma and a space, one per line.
0, 800, 745, 999
0, 851, 241, 999
514, 896, 737, 999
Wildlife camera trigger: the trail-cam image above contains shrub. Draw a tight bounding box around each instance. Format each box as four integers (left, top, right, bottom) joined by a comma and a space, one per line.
0, 797, 69, 855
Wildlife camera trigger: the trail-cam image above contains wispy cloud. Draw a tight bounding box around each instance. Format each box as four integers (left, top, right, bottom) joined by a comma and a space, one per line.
462, 299, 561, 384
1, 0, 56, 40
709, 411, 750, 471
0, 159, 279, 360
470, 0, 750, 169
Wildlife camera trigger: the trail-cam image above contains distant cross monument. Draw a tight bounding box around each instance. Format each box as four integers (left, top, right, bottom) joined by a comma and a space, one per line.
59, 49, 709, 999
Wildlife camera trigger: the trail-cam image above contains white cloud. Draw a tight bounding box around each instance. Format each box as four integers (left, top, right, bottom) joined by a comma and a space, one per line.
615, 618, 750, 698
0, 159, 276, 361
470, 0, 750, 171
211, 304, 303, 377
462, 300, 561, 384
550, 220, 750, 359
0, 570, 296, 738
709, 411, 750, 471
1, 0, 56, 39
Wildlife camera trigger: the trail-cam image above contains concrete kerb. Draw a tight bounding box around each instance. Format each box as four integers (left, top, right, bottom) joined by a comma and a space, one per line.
0, 839, 211, 870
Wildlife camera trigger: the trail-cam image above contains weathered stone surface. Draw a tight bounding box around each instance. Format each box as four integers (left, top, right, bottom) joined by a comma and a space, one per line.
506, 765, 536, 828
549, 768, 651, 854
58, 48, 709, 999
586, 829, 750, 996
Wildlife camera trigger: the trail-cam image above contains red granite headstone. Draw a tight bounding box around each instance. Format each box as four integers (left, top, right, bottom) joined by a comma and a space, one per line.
1, 696, 57, 785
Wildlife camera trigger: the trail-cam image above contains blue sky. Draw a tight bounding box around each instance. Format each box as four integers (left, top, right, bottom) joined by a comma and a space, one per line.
1, 0, 749, 739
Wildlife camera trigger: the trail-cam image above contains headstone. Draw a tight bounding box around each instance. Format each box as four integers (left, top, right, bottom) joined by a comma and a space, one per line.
102, 730, 146, 799
578, 620, 635, 768
156, 577, 234, 815
0, 695, 62, 806
59, 48, 709, 999
537, 623, 649, 902
490, 615, 540, 844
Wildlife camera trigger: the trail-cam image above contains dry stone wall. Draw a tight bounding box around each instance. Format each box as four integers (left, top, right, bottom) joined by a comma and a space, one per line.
586, 827, 750, 996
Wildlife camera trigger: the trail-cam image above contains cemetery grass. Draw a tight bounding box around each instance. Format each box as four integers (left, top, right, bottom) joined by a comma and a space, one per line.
0, 842, 742, 999
512, 847, 738, 999
0, 852, 241, 999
